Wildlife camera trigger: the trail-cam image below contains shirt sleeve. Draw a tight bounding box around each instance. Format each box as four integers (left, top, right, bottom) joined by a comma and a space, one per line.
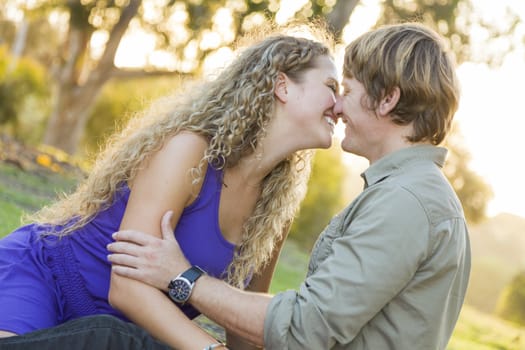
264, 184, 432, 349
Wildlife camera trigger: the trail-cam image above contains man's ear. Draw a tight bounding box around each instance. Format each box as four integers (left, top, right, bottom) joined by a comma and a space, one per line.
274, 72, 289, 103
378, 87, 400, 116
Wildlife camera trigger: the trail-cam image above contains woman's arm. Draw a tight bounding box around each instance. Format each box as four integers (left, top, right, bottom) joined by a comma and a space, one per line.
109, 212, 271, 347
108, 132, 221, 349
108, 214, 292, 349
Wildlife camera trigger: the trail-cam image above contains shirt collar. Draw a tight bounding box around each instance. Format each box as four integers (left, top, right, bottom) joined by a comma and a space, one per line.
361, 145, 448, 188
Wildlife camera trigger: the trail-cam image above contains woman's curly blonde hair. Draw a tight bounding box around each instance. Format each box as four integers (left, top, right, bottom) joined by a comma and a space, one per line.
29, 23, 333, 288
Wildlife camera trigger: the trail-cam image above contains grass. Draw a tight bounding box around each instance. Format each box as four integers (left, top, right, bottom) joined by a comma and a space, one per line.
270, 239, 309, 293
448, 306, 525, 350
0, 162, 78, 235
2, 161, 525, 348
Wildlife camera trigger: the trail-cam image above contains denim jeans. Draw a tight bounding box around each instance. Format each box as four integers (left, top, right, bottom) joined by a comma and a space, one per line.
0, 315, 172, 350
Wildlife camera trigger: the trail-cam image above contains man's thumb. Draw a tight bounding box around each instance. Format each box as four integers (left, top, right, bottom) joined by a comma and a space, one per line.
161, 210, 175, 240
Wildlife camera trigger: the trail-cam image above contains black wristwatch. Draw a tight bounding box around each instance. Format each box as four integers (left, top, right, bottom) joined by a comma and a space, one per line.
168, 265, 205, 305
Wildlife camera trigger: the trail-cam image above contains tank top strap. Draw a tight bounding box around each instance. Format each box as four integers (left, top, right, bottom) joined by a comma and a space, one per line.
184, 164, 223, 211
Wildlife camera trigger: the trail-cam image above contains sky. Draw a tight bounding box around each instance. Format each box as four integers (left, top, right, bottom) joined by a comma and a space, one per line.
455, 56, 524, 218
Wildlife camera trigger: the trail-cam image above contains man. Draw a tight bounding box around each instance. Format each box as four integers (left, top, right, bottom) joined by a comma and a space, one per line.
108, 22, 470, 349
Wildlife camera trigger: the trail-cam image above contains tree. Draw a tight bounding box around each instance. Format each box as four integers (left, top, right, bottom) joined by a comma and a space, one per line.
0, 47, 49, 134
41, 0, 148, 154
0, 5, 17, 47
2, 0, 508, 221
290, 146, 348, 250
6, 0, 517, 154
2, 0, 356, 154
83, 75, 183, 156
376, 0, 520, 65
496, 271, 525, 326
443, 126, 493, 224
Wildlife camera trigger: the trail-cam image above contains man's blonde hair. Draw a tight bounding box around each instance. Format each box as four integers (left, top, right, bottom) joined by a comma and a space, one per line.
344, 22, 460, 145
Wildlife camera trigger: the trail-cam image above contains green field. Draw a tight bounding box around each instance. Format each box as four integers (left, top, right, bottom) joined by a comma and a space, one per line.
1, 161, 525, 348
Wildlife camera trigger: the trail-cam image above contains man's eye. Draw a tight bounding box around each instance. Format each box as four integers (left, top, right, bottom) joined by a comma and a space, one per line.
327, 84, 338, 93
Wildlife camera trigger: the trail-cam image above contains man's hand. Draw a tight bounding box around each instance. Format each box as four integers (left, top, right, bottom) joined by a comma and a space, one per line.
107, 211, 191, 291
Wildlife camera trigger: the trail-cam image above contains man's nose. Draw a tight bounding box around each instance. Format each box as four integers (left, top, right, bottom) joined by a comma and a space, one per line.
333, 95, 343, 116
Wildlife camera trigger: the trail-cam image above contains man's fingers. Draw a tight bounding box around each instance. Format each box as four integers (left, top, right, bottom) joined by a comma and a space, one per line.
111, 264, 142, 279
107, 241, 142, 256
161, 211, 175, 241
107, 252, 140, 268
112, 230, 153, 245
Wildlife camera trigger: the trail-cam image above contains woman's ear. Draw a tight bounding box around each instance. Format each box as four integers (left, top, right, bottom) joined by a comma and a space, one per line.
274, 72, 289, 103
378, 86, 400, 116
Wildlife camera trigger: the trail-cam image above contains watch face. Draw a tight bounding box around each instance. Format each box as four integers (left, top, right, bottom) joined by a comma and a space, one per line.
168, 278, 192, 303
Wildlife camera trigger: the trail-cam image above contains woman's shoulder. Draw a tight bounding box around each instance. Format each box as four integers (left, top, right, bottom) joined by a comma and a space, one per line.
167, 131, 208, 149
158, 131, 209, 163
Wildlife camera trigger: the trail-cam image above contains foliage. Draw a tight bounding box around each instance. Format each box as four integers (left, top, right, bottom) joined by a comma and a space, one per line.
0, 0, 356, 153
496, 271, 525, 327
270, 239, 309, 293
465, 257, 516, 314
0, 46, 50, 134
0, 0, 508, 223
465, 214, 525, 314
0, 15, 60, 70
376, 0, 520, 66
82, 76, 185, 156
0, 14, 16, 47
443, 126, 493, 224
289, 146, 348, 251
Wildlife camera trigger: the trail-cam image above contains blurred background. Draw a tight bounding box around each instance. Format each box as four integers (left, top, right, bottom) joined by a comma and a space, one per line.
0, 0, 524, 348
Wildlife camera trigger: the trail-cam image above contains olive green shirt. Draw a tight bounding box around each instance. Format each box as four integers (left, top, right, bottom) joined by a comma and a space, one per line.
264, 145, 471, 349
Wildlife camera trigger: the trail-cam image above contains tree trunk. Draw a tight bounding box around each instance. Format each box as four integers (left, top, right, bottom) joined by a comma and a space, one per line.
7, 19, 28, 73
43, 81, 104, 154
42, 0, 142, 155
326, 0, 360, 36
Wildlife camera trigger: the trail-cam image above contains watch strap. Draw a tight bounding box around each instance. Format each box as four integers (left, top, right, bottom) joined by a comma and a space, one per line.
180, 265, 205, 283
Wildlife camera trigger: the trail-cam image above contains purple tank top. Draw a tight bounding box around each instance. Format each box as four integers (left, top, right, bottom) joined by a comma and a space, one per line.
42, 164, 235, 321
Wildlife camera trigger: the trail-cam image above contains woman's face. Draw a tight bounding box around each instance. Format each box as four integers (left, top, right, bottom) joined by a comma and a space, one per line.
283, 55, 339, 150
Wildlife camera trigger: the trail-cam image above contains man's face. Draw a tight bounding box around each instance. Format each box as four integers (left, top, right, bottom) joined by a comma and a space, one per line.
334, 77, 388, 162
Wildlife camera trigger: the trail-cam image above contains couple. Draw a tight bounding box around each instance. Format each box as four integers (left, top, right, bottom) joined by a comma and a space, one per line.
0, 22, 470, 349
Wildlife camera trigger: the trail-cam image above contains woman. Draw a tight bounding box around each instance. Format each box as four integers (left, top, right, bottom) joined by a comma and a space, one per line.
0, 25, 339, 349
